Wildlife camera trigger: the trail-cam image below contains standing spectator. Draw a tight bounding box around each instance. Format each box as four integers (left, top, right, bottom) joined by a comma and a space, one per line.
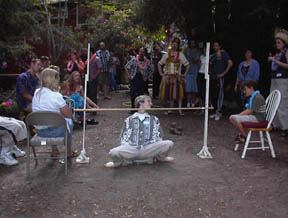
40, 56, 50, 71
16, 58, 40, 113
209, 41, 233, 121
184, 39, 201, 107
158, 38, 190, 116
96, 42, 112, 100
194, 47, 207, 115
125, 47, 154, 109
109, 51, 120, 92
87, 48, 102, 104
234, 49, 260, 107
66, 51, 85, 79
122, 49, 136, 85
268, 29, 288, 137
152, 46, 162, 99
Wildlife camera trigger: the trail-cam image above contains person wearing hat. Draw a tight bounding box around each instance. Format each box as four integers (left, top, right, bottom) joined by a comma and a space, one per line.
268, 28, 288, 137
104, 95, 174, 168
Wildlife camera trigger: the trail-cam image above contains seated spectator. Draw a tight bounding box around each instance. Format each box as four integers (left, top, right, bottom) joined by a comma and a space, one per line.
66, 71, 99, 125
16, 58, 41, 113
229, 81, 266, 143
0, 116, 26, 166
32, 68, 76, 158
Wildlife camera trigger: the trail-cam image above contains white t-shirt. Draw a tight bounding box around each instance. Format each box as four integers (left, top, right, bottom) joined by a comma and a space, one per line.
199, 55, 207, 74
32, 87, 72, 131
32, 87, 66, 113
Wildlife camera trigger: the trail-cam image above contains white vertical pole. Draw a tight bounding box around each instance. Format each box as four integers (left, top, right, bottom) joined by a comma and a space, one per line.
76, 43, 90, 163
197, 42, 213, 159
82, 43, 90, 151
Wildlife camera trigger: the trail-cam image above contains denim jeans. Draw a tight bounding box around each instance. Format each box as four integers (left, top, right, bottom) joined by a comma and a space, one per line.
110, 71, 118, 91
37, 120, 73, 149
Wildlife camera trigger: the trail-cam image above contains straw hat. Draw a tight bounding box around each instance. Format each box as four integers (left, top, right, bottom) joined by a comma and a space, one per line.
275, 28, 288, 45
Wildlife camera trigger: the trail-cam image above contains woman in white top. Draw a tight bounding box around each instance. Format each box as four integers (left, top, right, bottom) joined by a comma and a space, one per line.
32, 68, 75, 158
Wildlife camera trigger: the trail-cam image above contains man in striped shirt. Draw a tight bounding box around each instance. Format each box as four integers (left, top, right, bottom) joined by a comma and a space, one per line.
96, 41, 112, 100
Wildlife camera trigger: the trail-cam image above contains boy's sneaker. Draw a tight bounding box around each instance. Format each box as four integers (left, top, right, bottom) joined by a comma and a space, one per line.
0, 153, 19, 166
9, 145, 25, 157
214, 114, 221, 121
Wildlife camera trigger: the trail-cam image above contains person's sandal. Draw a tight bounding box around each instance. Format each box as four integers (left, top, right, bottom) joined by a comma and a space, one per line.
239, 135, 246, 143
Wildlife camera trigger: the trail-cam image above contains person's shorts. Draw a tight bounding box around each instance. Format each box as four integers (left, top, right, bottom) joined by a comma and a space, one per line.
231, 114, 258, 123
98, 71, 110, 85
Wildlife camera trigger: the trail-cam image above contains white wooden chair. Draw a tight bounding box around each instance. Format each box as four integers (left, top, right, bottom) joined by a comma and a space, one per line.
234, 90, 281, 159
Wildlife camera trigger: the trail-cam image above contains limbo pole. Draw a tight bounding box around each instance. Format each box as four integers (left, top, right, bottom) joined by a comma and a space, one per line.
74, 107, 213, 112
76, 43, 90, 163
197, 42, 213, 159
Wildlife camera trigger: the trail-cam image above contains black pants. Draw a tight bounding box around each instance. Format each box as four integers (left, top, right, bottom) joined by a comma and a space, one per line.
130, 73, 146, 108
210, 78, 224, 115
153, 70, 161, 98
87, 79, 98, 104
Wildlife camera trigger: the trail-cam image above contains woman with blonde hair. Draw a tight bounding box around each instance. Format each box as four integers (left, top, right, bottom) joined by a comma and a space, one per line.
32, 68, 77, 158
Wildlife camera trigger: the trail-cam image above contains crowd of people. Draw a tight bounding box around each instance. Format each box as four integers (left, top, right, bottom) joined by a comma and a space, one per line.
1, 28, 288, 167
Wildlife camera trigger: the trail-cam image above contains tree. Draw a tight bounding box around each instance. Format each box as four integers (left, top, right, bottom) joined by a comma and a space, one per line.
0, 0, 39, 67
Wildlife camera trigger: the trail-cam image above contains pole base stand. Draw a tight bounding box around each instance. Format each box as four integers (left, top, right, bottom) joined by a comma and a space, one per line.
197, 147, 213, 159
76, 150, 90, 163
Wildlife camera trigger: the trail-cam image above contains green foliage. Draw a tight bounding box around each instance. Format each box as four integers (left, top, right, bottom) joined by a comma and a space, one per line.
86, 5, 165, 53
0, 0, 40, 63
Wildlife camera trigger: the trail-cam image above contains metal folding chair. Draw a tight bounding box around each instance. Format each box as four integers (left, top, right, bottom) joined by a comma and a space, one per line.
25, 111, 69, 176
234, 90, 281, 158
63, 96, 76, 120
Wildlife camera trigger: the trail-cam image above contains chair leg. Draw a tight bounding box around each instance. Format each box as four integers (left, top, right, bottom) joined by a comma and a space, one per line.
32, 146, 38, 166
234, 143, 239, 151
259, 131, 265, 151
266, 132, 276, 158
241, 131, 252, 159
65, 139, 68, 176
26, 144, 30, 178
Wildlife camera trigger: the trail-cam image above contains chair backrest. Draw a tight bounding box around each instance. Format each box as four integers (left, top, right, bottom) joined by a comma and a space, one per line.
63, 96, 76, 119
265, 89, 281, 128
25, 111, 66, 128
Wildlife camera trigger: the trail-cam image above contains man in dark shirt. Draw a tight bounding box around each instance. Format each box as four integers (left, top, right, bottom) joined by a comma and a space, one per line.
16, 58, 40, 112
87, 48, 102, 105
209, 41, 233, 120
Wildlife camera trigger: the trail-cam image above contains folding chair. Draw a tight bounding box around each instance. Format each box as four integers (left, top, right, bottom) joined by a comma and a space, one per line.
63, 96, 76, 120
25, 111, 69, 176
234, 90, 281, 159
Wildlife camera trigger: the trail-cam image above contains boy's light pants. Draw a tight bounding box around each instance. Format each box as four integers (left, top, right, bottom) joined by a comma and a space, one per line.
109, 140, 174, 165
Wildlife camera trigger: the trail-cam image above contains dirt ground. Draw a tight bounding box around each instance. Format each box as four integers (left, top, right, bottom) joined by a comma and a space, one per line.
1, 91, 288, 218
